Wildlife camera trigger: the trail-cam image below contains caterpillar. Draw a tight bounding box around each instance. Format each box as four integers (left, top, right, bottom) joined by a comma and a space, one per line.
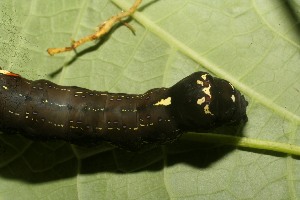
0, 70, 248, 151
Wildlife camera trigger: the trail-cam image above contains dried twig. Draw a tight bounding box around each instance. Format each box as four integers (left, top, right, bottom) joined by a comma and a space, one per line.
47, 0, 142, 56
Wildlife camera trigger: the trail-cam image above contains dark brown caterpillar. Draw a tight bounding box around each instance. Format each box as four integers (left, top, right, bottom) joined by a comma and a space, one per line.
0, 70, 248, 151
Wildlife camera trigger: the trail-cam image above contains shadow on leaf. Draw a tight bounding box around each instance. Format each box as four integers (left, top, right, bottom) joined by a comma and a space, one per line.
0, 124, 252, 183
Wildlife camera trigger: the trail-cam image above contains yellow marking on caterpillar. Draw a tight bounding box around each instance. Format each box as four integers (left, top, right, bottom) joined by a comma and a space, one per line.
204, 105, 214, 115
2, 86, 8, 90
0, 70, 10, 74
197, 97, 205, 105
201, 74, 208, 80
202, 84, 212, 98
231, 95, 235, 102
197, 80, 204, 86
154, 97, 172, 106
229, 82, 235, 90
0, 70, 19, 76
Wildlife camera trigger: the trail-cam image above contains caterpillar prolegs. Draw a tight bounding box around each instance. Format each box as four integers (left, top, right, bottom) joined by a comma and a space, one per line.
0, 70, 248, 151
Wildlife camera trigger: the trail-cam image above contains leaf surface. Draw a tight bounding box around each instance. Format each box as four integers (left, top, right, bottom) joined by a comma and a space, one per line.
0, 0, 299, 199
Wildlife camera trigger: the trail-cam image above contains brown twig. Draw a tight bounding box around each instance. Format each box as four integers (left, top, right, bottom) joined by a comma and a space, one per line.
47, 0, 142, 56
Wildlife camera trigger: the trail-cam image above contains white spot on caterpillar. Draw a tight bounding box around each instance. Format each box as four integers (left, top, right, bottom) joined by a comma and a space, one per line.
201, 74, 208, 80
204, 104, 214, 115
41, 99, 48, 103
75, 91, 83, 94
197, 80, 204, 86
54, 123, 63, 127
229, 83, 235, 90
197, 97, 205, 105
154, 97, 171, 106
231, 95, 235, 102
2, 86, 8, 90
8, 110, 20, 116
55, 103, 67, 107
202, 84, 212, 98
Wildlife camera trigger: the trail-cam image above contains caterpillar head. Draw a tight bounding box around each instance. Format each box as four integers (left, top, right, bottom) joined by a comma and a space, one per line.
170, 72, 248, 131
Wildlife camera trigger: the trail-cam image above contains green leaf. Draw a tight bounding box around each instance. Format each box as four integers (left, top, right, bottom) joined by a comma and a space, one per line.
0, 0, 299, 199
